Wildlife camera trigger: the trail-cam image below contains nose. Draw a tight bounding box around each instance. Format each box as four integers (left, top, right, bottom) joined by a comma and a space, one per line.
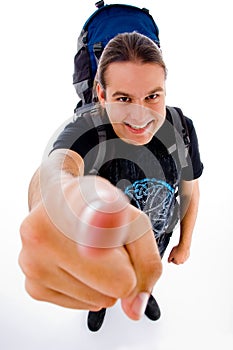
126, 102, 148, 122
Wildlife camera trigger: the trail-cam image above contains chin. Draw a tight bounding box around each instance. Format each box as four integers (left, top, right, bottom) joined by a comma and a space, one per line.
121, 134, 154, 146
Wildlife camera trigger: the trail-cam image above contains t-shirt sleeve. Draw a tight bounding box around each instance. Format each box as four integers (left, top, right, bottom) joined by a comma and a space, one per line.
181, 117, 204, 181
52, 116, 99, 172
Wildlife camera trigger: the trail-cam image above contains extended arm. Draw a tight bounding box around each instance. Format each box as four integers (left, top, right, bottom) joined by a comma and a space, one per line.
19, 148, 162, 320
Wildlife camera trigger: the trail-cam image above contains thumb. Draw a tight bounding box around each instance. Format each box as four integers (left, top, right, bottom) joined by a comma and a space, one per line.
168, 248, 175, 263
121, 221, 162, 320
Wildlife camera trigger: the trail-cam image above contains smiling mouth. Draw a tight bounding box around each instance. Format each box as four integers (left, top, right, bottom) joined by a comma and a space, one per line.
124, 120, 153, 131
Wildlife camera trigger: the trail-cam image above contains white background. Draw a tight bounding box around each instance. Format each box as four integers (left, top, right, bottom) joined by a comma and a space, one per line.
0, 0, 233, 349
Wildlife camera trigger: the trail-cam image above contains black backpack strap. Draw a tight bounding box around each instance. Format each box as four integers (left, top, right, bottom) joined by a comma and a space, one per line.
166, 106, 190, 169
74, 103, 107, 175
88, 106, 107, 175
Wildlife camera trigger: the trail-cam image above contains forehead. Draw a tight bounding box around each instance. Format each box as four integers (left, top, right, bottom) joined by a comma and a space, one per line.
105, 61, 165, 95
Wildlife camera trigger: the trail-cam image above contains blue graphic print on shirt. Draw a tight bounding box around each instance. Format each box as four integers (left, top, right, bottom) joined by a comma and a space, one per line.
125, 178, 175, 239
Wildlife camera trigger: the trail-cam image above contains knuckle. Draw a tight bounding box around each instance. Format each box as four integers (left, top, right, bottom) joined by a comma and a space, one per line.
25, 279, 46, 301
90, 296, 117, 310
18, 250, 44, 280
88, 303, 111, 312
18, 250, 26, 273
102, 297, 117, 308
19, 219, 30, 243
19, 218, 41, 246
89, 305, 103, 312
116, 274, 137, 299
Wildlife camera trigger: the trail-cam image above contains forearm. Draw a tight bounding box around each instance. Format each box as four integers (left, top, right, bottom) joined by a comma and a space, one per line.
28, 149, 84, 211
179, 179, 200, 249
168, 179, 200, 264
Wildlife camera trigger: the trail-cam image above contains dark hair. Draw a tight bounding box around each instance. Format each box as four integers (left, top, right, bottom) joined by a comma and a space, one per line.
96, 32, 167, 90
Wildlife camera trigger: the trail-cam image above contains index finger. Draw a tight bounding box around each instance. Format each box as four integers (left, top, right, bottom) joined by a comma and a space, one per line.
121, 223, 162, 320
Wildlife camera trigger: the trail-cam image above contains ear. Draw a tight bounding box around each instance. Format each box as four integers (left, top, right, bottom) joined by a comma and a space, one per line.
96, 83, 106, 108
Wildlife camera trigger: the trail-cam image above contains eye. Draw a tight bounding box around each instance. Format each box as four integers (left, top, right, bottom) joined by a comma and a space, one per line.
117, 96, 131, 103
145, 94, 159, 103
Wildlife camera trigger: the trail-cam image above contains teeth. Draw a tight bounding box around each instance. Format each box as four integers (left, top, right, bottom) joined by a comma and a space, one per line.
127, 122, 149, 129
131, 125, 144, 130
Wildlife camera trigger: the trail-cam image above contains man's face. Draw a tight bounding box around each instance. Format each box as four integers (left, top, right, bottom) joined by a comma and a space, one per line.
97, 61, 166, 145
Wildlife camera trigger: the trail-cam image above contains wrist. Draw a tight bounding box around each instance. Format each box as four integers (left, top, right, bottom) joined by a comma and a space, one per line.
178, 240, 191, 250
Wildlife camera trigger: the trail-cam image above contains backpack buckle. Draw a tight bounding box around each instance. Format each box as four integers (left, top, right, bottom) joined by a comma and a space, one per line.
93, 42, 103, 59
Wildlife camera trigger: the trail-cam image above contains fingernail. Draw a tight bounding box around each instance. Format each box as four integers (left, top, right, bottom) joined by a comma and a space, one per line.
131, 292, 150, 319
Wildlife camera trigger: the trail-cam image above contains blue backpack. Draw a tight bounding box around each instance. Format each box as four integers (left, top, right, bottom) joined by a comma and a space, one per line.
73, 1, 160, 107
72, 1, 190, 170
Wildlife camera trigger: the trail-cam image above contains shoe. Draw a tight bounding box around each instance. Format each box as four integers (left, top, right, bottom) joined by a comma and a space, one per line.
144, 294, 161, 321
87, 308, 106, 332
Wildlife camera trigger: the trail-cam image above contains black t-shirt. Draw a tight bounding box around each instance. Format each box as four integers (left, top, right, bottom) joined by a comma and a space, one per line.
52, 106, 203, 249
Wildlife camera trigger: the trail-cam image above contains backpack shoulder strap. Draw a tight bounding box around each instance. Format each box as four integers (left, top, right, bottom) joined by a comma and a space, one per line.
74, 103, 107, 175
166, 106, 190, 168
89, 109, 107, 175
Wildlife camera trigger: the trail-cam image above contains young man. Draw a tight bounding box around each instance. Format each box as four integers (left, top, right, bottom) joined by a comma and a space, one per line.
19, 32, 203, 332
